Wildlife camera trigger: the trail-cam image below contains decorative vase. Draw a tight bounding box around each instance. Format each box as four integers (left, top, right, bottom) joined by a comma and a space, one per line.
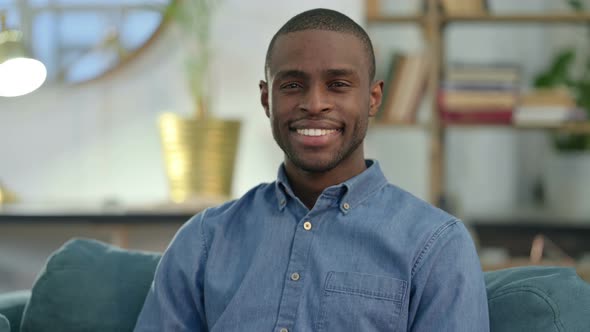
544, 150, 590, 220
158, 113, 241, 203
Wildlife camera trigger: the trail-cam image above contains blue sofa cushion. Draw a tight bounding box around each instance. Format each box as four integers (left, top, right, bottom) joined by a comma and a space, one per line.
0, 313, 9, 332
20, 238, 162, 332
485, 266, 590, 332
0, 290, 30, 332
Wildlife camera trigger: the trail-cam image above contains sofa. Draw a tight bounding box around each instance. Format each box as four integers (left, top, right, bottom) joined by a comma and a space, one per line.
1, 238, 589, 332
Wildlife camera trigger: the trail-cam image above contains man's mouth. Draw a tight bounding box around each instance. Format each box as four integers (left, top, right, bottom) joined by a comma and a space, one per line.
296, 128, 341, 137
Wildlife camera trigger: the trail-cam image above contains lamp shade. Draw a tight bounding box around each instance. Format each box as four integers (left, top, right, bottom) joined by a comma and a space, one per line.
0, 28, 26, 59
0, 27, 47, 97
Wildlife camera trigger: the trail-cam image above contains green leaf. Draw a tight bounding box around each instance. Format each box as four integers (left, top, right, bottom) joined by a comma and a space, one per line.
533, 49, 576, 88
574, 80, 590, 113
165, 0, 224, 110
534, 73, 557, 88
567, 0, 584, 11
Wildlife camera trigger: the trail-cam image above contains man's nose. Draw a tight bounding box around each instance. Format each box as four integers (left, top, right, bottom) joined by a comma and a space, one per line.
299, 84, 332, 114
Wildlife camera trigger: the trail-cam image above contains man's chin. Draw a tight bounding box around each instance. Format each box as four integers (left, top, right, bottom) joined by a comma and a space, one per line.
292, 158, 339, 174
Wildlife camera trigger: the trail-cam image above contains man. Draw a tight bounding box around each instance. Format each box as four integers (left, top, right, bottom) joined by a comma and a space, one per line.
134, 8, 489, 332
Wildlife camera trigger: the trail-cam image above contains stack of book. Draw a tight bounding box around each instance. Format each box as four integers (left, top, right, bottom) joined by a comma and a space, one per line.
438, 63, 520, 125
377, 52, 430, 124
514, 88, 586, 126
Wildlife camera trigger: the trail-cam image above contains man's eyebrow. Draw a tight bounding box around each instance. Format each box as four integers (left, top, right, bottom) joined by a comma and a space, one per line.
325, 68, 356, 77
273, 68, 359, 81
274, 69, 308, 80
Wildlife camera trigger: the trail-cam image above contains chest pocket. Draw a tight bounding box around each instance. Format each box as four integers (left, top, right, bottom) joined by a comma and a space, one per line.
317, 271, 407, 332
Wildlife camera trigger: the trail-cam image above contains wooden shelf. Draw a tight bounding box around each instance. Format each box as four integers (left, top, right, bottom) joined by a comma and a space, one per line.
444, 122, 590, 134
444, 123, 513, 129
367, 15, 423, 24
368, 13, 590, 25
370, 121, 428, 129
444, 13, 590, 24
515, 122, 590, 134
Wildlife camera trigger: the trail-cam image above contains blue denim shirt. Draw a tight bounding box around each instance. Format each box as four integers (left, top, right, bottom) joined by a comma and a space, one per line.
134, 160, 489, 331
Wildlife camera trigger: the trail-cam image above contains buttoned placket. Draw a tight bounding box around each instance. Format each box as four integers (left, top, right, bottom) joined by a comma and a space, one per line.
273, 196, 333, 332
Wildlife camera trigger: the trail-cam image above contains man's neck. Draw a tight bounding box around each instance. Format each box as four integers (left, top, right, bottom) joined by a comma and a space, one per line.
284, 160, 367, 210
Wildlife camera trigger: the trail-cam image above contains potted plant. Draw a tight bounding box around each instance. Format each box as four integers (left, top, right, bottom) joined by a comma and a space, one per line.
533, 0, 590, 218
158, 0, 241, 203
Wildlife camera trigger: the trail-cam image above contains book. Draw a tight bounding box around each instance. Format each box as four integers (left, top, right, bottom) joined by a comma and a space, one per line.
394, 52, 429, 123
446, 69, 520, 84
442, 81, 517, 91
382, 52, 429, 124
446, 63, 521, 87
514, 88, 583, 125
519, 88, 576, 108
438, 91, 513, 124
438, 89, 517, 111
513, 107, 586, 125
378, 53, 404, 122
441, 90, 518, 110
439, 62, 520, 124
440, 109, 513, 125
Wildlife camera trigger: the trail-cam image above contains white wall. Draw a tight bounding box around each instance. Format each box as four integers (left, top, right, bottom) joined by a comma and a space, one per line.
0, 0, 581, 214
0, 0, 361, 206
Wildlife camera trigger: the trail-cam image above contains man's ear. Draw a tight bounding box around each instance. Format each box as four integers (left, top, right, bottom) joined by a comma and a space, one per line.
259, 80, 270, 118
369, 80, 384, 118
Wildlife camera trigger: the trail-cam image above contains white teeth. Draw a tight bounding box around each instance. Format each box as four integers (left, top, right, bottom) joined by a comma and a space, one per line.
296, 128, 338, 136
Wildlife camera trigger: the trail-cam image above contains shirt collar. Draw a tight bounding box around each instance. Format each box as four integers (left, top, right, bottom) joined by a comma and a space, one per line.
274, 160, 388, 212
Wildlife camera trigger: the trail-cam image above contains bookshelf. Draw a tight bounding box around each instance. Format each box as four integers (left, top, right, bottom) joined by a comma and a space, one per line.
366, 0, 590, 206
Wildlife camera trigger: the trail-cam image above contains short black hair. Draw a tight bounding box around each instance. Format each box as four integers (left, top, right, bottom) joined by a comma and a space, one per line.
264, 8, 376, 82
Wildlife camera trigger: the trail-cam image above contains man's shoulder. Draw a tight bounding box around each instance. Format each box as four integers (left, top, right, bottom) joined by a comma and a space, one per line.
379, 183, 455, 225
378, 184, 476, 277
374, 183, 466, 249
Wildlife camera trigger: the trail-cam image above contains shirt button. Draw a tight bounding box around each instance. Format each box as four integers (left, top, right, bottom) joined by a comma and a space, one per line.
280, 328, 288, 332
342, 202, 350, 210
290, 272, 300, 281
303, 221, 312, 231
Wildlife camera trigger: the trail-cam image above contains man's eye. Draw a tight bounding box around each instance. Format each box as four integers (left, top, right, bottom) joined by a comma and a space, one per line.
329, 81, 350, 88
281, 82, 302, 89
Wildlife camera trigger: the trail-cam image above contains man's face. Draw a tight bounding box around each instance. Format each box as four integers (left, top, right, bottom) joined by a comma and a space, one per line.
260, 29, 382, 174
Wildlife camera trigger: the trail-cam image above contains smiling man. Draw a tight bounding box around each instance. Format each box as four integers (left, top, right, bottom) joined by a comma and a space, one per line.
134, 8, 489, 332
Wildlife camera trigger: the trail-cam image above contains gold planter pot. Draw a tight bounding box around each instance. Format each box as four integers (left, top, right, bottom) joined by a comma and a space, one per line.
159, 113, 241, 203
0, 182, 18, 205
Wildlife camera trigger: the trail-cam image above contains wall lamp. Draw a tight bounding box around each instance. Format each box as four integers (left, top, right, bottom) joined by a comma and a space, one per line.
0, 13, 47, 97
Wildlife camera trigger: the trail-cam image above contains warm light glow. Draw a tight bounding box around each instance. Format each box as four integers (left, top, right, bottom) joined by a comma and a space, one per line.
0, 57, 47, 97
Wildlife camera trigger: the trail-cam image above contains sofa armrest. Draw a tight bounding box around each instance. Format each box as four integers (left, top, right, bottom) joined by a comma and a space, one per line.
0, 290, 31, 332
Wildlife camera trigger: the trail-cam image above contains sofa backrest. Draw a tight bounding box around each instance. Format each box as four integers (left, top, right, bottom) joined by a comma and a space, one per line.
0, 290, 30, 332
20, 238, 161, 332
16, 238, 590, 332
0, 313, 10, 332
485, 265, 590, 331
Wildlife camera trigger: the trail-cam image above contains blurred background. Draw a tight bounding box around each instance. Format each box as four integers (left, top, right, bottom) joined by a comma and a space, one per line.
1, 0, 590, 292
